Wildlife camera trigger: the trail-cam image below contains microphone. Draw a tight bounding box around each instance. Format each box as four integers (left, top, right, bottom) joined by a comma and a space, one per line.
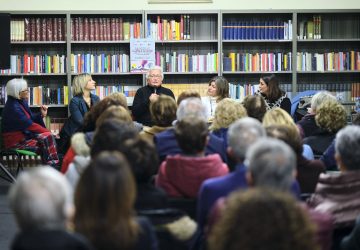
154, 87, 157, 94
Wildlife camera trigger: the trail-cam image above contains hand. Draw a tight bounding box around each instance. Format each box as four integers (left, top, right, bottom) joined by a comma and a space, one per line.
40, 105, 48, 117
149, 93, 159, 103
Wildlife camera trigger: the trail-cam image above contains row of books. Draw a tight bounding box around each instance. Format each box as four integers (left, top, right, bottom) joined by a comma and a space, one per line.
296, 51, 360, 72
44, 117, 67, 137
10, 18, 66, 42
146, 15, 191, 41
223, 52, 292, 72
222, 20, 292, 40
155, 52, 218, 73
162, 83, 208, 99
91, 85, 141, 103
2, 54, 67, 74
298, 15, 322, 40
71, 17, 142, 41
70, 53, 130, 74
228, 83, 260, 101
0, 86, 69, 105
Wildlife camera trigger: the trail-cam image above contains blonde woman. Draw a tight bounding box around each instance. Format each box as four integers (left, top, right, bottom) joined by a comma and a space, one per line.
59, 73, 99, 153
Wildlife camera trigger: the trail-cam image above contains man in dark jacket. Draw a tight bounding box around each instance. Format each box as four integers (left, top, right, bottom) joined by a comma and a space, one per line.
132, 66, 175, 126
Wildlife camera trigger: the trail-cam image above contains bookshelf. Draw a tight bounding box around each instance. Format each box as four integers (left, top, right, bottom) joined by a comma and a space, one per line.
0, 10, 359, 119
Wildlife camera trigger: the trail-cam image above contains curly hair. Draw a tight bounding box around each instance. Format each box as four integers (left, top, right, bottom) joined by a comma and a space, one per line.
315, 101, 347, 133
210, 98, 247, 131
150, 95, 177, 127
263, 107, 299, 133
208, 188, 319, 250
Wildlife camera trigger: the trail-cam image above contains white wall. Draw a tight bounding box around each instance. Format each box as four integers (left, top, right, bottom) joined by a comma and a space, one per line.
0, 0, 359, 11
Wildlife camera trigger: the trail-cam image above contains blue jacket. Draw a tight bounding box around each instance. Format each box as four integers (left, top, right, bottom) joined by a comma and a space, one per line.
61, 94, 100, 137
154, 128, 227, 164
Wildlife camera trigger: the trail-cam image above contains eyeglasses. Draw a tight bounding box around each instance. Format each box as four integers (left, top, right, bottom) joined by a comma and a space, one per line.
148, 75, 162, 78
20, 89, 29, 93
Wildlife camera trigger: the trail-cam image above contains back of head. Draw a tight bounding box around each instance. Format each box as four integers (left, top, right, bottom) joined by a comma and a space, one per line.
177, 90, 201, 106
122, 137, 159, 183
263, 107, 296, 129
176, 97, 207, 121
227, 117, 266, 162
310, 91, 336, 112
91, 119, 138, 157
95, 105, 132, 128
242, 95, 267, 122
8, 167, 72, 231
72, 73, 92, 96
175, 116, 208, 155
335, 125, 360, 171
208, 188, 317, 250
210, 98, 247, 131
266, 125, 303, 156
150, 95, 177, 127
75, 151, 138, 250
6, 78, 27, 99
245, 138, 296, 191
107, 92, 128, 109
315, 101, 347, 133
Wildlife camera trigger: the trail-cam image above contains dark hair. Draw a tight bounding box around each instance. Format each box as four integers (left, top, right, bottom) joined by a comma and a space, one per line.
261, 74, 283, 102
74, 151, 139, 250
174, 116, 208, 154
209, 76, 229, 101
242, 95, 267, 122
177, 90, 201, 105
150, 95, 177, 127
266, 125, 303, 156
122, 138, 159, 183
91, 119, 138, 157
353, 113, 360, 126
208, 188, 318, 250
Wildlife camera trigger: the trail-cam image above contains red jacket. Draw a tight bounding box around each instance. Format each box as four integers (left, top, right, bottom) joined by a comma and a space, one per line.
156, 154, 228, 198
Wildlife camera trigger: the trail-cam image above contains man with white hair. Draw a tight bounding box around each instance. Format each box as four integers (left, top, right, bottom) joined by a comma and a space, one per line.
8, 167, 93, 250
154, 97, 227, 163
132, 66, 175, 126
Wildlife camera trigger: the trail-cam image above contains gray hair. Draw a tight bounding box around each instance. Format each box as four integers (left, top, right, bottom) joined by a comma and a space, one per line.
6, 78, 27, 99
227, 117, 266, 162
145, 65, 164, 80
72, 73, 92, 96
176, 97, 207, 121
335, 125, 360, 171
8, 167, 73, 231
245, 138, 296, 191
311, 91, 336, 111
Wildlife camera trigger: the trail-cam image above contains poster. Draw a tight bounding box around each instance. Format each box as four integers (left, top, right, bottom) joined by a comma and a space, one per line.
130, 38, 155, 73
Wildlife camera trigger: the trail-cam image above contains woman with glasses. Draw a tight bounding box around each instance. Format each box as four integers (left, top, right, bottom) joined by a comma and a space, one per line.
132, 66, 175, 127
1, 78, 59, 167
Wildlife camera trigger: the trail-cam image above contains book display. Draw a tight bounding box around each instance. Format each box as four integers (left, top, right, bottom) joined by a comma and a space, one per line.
0, 10, 359, 122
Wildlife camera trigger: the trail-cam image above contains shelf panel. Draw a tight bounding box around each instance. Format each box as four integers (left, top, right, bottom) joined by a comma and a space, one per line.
163, 72, 218, 75
0, 73, 67, 76
297, 39, 360, 42
11, 41, 67, 44
155, 39, 218, 43
0, 104, 68, 108
223, 71, 292, 74
297, 70, 360, 74
71, 40, 131, 44
222, 39, 292, 43
70, 72, 143, 76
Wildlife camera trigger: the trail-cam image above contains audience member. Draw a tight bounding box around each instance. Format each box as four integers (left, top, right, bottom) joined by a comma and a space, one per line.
140, 95, 177, 143
1, 78, 59, 167
202, 76, 229, 122
156, 116, 228, 198
297, 91, 337, 138
255, 74, 291, 114
209, 98, 247, 148
132, 66, 175, 126
177, 90, 201, 105
304, 101, 347, 155
8, 167, 93, 250
242, 95, 267, 122
154, 97, 227, 163
208, 188, 319, 250
58, 73, 99, 153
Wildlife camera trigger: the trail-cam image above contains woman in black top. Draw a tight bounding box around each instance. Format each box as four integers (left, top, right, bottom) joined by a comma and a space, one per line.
256, 74, 291, 114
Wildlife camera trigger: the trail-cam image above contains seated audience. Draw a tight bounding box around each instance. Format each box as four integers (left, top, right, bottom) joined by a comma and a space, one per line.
8, 167, 93, 250
140, 95, 177, 143
242, 94, 267, 122
176, 90, 201, 106
209, 98, 247, 148
1, 78, 59, 167
308, 125, 360, 228
156, 116, 229, 198
303, 101, 347, 155
208, 188, 319, 250
74, 151, 158, 250
266, 125, 325, 193
297, 91, 337, 138
154, 97, 227, 163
